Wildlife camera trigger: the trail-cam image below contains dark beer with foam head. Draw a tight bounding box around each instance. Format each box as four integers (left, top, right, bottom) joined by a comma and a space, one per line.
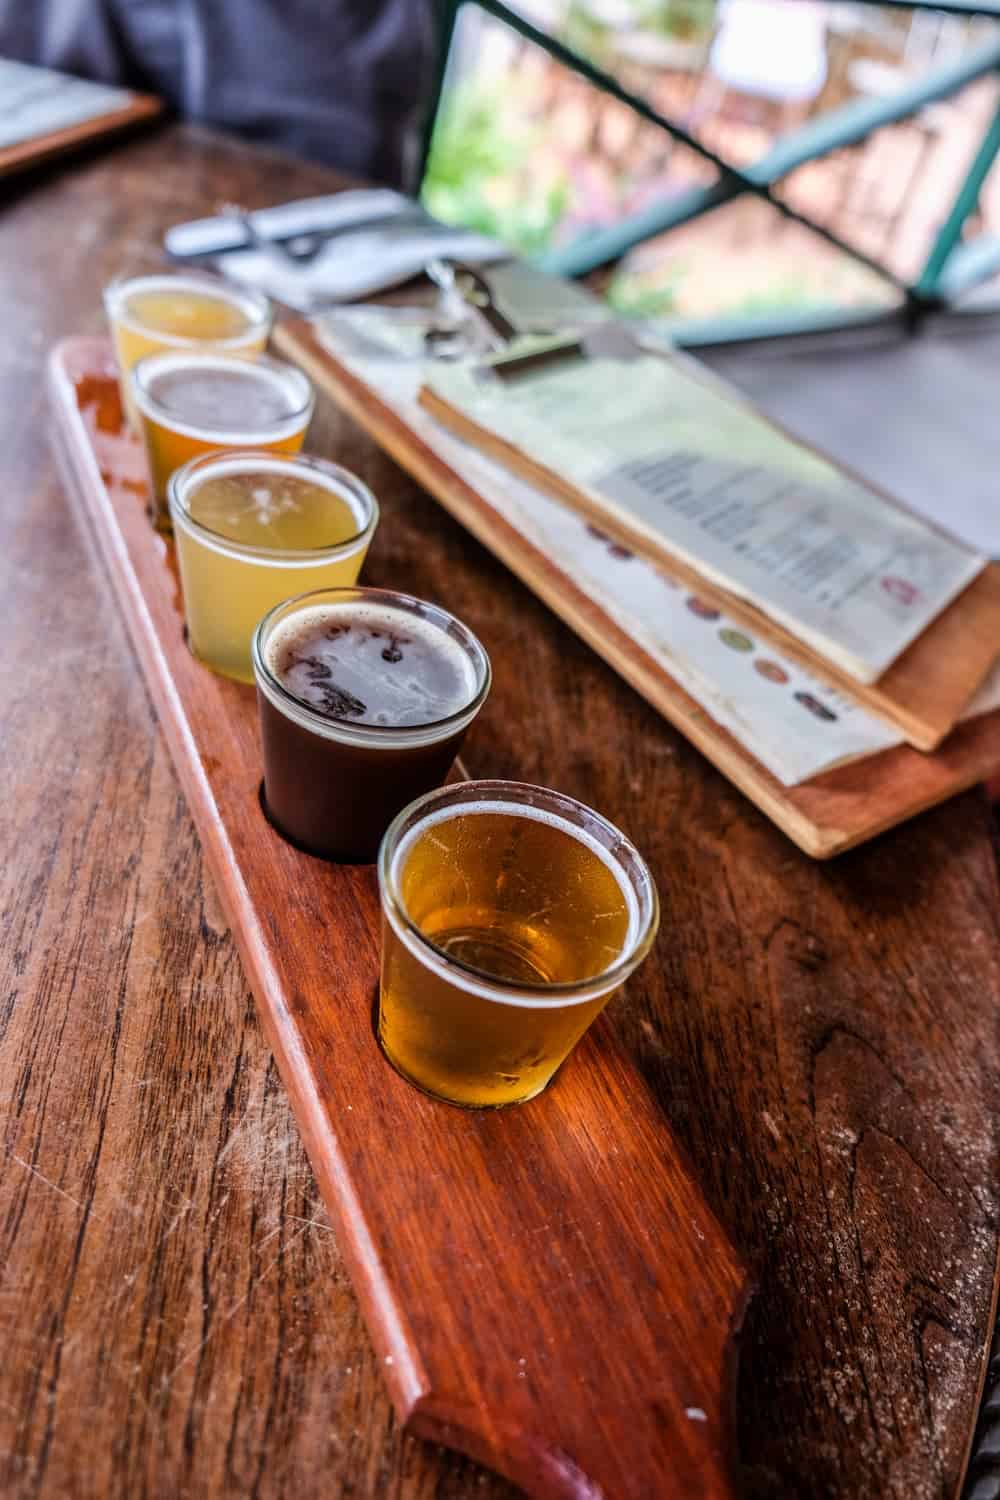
252, 587, 491, 862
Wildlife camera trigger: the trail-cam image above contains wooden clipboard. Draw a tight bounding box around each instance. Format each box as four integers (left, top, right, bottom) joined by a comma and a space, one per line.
277, 317, 1000, 858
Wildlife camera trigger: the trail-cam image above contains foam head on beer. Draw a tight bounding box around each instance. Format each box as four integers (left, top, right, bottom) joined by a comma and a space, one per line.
169, 452, 377, 685
133, 350, 314, 528
146, 358, 299, 433
252, 587, 491, 862
266, 600, 480, 729
187, 462, 363, 551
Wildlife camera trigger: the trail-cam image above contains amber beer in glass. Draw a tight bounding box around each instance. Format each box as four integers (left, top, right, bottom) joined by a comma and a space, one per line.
377, 781, 659, 1108
104, 271, 271, 427
133, 350, 314, 528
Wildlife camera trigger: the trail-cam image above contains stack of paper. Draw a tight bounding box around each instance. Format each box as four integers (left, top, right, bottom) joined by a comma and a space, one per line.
0, 59, 135, 149
420, 351, 985, 685
309, 304, 1000, 789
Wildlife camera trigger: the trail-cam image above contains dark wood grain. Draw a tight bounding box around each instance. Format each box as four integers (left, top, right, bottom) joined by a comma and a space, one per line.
1, 122, 999, 1500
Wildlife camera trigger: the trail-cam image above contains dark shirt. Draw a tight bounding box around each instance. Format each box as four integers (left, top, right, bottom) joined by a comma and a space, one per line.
0, 0, 434, 187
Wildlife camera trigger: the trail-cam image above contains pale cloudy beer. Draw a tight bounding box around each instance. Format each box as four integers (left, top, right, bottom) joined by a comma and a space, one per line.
169, 452, 378, 683
104, 271, 271, 427
377, 781, 659, 1108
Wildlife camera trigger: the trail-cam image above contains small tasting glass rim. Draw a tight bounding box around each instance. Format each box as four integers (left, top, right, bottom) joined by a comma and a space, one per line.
251, 585, 492, 749
168, 449, 379, 564
103, 269, 273, 346
377, 779, 660, 1007
131, 348, 314, 444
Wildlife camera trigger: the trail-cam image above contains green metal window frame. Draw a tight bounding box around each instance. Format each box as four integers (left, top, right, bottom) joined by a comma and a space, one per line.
420, 0, 1000, 345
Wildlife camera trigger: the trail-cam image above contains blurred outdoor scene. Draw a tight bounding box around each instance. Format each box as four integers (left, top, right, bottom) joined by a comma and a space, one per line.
421, 0, 1000, 323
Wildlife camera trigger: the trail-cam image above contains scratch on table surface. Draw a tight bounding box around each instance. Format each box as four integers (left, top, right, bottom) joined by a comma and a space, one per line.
4, 1150, 92, 1217
58, 1260, 146, 1360
163, 1199, 193, 1239
55, 1190, 199, 1361
255, 1220, 287, 1253
158, 1220, 313, 1393
254, 1211, 330, 1253
284, 1214, 334, 1233
213, 1105, 310, 1203
215, 1107, 252, 1167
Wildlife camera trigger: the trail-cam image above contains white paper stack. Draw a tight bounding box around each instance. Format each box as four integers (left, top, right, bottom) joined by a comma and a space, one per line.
314, 305, 985, 787
423, 352, 985, 685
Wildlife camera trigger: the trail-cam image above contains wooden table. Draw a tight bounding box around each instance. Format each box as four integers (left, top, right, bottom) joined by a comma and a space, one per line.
2, 122, 999, 1500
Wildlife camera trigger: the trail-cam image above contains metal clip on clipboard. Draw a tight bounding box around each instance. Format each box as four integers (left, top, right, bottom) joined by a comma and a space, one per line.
424, 257, 643, 377
478, 321, 643, 384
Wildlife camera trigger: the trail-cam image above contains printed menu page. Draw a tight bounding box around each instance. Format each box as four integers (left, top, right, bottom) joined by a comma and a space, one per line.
314, 308, 916, 785
423, 352, 984, 684
0, 59, 134, 150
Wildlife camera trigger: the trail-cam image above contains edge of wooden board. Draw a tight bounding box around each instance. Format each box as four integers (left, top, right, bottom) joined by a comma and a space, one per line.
954, 1230, 1000, 1500
276, 317, 1000, 859
0, 92, 162, 178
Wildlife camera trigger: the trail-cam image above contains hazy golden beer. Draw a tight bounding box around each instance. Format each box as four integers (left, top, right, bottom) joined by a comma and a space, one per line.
133, 351, 314, 528
104, 271, 271, 426
170, 452, 378, 683
377, 782, 659, 1107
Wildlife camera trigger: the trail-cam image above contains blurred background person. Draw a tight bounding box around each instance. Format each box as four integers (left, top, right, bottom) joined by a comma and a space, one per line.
0, 0, 434, 188
694, 0, 827, 133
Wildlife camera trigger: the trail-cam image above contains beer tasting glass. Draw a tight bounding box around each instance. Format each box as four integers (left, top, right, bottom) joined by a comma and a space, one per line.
377, 780, 659, 1108
104, 270, 271, 428
252, 586, 491, 862
133, 349, 314, 528
169, 452, 379, 684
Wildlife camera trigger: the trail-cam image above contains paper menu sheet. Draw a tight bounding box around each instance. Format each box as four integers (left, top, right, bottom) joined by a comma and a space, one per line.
312, 307, 915, 785
423, 353, 984, 685
0, 59, 133, 150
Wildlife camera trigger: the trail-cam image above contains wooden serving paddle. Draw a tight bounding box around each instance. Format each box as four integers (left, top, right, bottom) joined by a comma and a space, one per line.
49, 336, 750, 1499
